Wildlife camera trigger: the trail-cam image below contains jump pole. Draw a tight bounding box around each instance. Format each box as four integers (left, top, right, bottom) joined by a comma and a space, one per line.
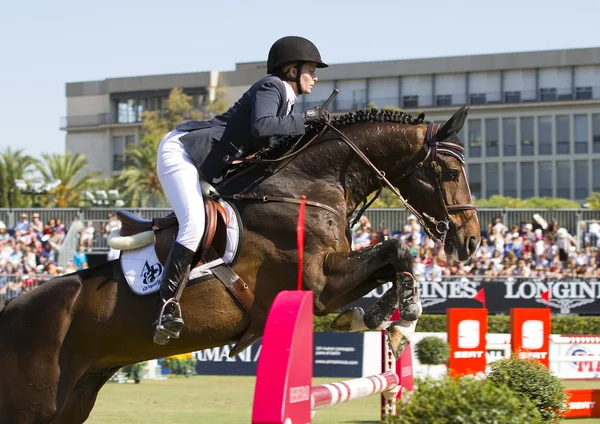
251, 290, 405, 424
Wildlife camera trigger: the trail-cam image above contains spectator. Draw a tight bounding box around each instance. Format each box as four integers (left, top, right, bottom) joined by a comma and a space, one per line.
80, 221, 95, 250
13, 213, 29, 233
73, 245, 88, 270
30, 213, 43, 234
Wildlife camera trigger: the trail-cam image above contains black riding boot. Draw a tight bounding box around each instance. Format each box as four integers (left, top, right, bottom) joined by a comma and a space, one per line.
153, 241, 195, 344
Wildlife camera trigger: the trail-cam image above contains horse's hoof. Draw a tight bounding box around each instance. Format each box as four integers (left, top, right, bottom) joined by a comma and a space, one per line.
330, 308, 368, 332
386, 323, 411, 360
400, 303, 422, 322
153, 331, 171, 346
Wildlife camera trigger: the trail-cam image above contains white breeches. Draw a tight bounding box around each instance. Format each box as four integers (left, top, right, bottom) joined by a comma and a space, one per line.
157, 130, 205, 251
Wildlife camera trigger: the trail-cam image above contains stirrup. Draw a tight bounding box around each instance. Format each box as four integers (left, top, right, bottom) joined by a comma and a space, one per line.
155, 298, 184, 339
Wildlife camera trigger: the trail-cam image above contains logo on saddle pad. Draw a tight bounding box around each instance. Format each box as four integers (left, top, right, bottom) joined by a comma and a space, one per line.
141, 261, 163, 287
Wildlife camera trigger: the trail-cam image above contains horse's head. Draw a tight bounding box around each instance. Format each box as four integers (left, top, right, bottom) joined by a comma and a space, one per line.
394, 106, 480, 261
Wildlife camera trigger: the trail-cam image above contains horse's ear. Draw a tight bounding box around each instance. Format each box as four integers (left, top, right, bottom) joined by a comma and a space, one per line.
436, 105, 469, 140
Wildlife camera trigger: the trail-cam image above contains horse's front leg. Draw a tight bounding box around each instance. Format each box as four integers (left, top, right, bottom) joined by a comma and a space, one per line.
316, 239, 422, 357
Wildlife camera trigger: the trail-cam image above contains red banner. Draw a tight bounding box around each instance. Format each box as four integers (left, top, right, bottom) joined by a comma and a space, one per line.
564, 389, 600, 418
510, 308, 551, 368
447, 308, 487, 377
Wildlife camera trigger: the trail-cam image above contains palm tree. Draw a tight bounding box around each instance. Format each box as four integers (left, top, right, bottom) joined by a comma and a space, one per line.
118, 138, 167, 207
35, 152, 98, 207
0, 148, 38, 208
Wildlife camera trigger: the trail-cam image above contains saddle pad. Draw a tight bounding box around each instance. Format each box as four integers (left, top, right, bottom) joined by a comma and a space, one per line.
120, 201, 241, 295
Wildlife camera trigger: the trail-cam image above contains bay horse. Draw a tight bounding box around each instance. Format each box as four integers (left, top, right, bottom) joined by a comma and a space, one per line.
0, 106, 479, 423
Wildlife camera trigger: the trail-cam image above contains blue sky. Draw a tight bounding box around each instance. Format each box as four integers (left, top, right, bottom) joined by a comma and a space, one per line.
1, 0, 599, 159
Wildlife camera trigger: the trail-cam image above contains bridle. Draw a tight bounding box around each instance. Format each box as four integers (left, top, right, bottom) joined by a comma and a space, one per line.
217, 120, 477, 246
393, 123, 478, 245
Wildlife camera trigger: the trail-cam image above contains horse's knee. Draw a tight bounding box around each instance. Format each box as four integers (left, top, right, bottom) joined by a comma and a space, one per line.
386, 239, 414, 270
2, 401, 58, 424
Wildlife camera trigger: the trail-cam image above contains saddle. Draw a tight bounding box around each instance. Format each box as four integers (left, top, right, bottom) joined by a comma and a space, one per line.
114, 196, 267, 358
117, 199, 229, 266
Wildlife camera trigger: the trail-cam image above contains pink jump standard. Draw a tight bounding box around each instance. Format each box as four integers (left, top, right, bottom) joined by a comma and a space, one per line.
251, 290, 410, 424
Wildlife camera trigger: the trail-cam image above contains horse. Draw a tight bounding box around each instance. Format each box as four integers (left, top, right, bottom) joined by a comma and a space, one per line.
0, 106, 480, 423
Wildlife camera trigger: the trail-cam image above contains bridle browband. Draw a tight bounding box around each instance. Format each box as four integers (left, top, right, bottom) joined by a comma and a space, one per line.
217, 120, 477, 246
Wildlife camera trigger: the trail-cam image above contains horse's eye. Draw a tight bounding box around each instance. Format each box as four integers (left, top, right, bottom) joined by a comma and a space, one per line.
445, 170, 459, 182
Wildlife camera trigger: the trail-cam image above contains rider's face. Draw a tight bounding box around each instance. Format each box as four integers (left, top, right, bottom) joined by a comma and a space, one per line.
299, 62, 318, 94
288, 62, 318, 95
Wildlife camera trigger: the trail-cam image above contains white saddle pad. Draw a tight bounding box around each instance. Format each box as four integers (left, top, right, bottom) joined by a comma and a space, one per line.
119, 202, 241, 295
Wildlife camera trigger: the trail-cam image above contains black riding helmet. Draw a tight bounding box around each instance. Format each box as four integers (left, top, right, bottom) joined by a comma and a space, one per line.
267, 36, 328, 95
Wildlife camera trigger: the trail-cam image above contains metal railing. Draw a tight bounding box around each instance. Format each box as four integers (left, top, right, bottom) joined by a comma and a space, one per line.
2, 207, 600, 252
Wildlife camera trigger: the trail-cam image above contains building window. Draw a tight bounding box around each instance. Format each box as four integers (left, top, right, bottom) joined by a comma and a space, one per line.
117, 99, 143, 124
467, 164, 482, 200
504, 91, 521, 103
468, 120, 482, 158
556, 161, 571, 198
436, 95, 452, 106
593, 114, 600, 153
485, 119, 499, 157
538, 116, 552, 155
402, 95, 418, 108
112, 135, 136, 171
353, 89, 367, 109
594, 160, 600, 192
538, 161, 553, 197
539, 88, 557, 101
574, 160, 589, 199
556, 115, 570, 154
576, 87, 593, 100
521, 162, 534, 198
503, 118, 517, 156
503, 163, 517, 197
574, 115, 589, 154
485, 163, 499, 198
520, 117, 534, 156
470, 93, 486, 105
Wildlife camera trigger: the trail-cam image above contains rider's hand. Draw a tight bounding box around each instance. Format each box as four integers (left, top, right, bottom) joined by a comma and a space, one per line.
302, 107, 330, 124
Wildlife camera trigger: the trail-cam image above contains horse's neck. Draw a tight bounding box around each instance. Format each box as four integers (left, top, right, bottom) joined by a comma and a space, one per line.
224, 122, 424, 215
319, 123, 424, 214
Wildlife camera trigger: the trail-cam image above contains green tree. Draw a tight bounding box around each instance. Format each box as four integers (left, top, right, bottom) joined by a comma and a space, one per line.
415, 336, 449, 376
206, 86, 231, 117
35, 152, 98, 207
119, 87, 206, 207
0, 148, 38, 208
585, 192, 600, 209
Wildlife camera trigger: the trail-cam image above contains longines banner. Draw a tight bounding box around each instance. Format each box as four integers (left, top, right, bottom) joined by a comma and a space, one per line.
348, 280, 600, 315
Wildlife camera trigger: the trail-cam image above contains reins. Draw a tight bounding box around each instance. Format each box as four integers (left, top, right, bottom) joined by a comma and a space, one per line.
215, 118, 477, 245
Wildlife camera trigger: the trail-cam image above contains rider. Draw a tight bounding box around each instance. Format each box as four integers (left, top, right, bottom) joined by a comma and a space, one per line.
153, 36, 330, 343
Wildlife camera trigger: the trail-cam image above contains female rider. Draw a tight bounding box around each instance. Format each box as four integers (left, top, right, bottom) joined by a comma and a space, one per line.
154, 36, 330, 343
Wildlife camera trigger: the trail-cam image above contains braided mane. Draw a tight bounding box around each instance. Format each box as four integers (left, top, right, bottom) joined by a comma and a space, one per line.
257, 108, 427, 160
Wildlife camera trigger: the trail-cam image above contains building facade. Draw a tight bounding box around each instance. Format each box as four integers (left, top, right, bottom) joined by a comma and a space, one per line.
62, 47, 600, 202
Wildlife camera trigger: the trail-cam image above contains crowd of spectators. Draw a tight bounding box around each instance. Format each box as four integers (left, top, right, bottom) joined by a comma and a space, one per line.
2, 208, 599, 300
351, 214, 600, 282
0, 213, 122, 299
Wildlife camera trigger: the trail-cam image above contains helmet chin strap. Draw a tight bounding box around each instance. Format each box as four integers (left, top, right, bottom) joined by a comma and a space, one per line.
295, 64, 303, 95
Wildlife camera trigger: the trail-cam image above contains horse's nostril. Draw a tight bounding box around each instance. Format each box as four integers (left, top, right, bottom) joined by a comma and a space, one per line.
467, 236, 478, 254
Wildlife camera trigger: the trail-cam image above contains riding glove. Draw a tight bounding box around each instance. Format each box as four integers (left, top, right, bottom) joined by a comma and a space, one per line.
302, 107, 330, 124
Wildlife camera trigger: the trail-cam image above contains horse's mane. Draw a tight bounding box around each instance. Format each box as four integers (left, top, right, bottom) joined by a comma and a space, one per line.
0, 297, 11, 315
221, 108, 428, 184
258, 108, 427, 160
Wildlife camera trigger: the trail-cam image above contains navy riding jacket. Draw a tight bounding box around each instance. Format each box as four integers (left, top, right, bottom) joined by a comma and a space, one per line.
176, 75, 306, 182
